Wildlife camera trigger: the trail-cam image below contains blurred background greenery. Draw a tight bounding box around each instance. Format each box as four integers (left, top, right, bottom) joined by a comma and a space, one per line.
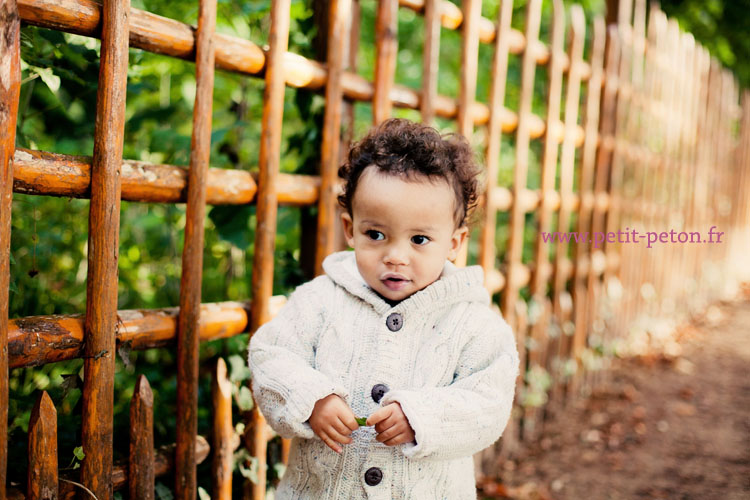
8, 0, 746, 496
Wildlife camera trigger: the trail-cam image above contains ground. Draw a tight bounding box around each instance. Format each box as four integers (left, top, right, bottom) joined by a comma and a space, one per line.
480, 293, 750, 500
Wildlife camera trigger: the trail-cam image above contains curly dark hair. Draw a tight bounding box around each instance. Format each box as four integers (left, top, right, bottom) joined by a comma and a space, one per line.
337, 118, 482, 227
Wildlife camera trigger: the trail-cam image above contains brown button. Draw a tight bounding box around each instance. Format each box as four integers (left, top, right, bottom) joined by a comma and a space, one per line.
364, 467, 383, 486
386, 312, 403, 331
371, 384, 389, 403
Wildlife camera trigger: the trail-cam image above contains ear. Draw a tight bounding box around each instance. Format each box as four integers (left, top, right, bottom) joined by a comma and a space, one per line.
447, 226, 469, 261
341, 212, 355, 248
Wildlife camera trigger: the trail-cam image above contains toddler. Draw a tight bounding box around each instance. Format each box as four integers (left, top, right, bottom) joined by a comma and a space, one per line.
247, 118, 520, 499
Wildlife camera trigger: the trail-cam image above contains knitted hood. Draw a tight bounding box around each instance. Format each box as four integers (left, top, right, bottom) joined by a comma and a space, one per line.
321, 250, 489, 315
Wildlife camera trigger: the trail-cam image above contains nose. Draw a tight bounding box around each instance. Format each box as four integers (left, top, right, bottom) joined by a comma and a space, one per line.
383, 240, 409, 266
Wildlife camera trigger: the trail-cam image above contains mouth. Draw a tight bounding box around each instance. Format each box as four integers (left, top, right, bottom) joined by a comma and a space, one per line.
382, 275, 411, 291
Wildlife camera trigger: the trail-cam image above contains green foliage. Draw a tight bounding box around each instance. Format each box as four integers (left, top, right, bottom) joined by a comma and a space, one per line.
660, 0, 750, 89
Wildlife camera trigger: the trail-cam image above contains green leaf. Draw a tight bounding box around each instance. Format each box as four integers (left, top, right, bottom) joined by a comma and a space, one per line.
73, 446, 85, 460
356, 416, 368, 426
237, 386, 254, 411
155, 482, 174, 500
227, 354, 251, 382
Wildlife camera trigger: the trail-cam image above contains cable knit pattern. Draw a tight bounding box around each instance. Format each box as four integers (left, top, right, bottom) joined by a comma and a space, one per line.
248, 251, 520, 499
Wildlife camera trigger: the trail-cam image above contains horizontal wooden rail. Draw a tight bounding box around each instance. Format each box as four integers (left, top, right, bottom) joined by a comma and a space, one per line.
12, 149, 318, 206
17, 0, 588, 137
8, 297, 287, 369
7, 436, 211, 500
13, 148, 608, 211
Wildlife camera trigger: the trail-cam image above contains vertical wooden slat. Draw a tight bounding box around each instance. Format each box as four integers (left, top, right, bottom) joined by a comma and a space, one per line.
456, 0, 481, 140
175, 0, 216, 497
671, 31, 694, 308
569, 15, 605, 392
475, 0, 513, 474
212, 358, 233, 500
477, 0, 513, 277
616, 0, 647, 346
335, 0, 358, 254
524, 0, 565, 442
602, 0, 633, 353
341, 0, 361, 155
246, 0, 291, 498
501, 0, 542, 329
315, 0, 351, 274
635, 7, 665, 333
80, 1, 130, 498
129, 375, 154, 500
580, 25, 619, 397
0, 1, 21, 495
454, 0, 481, 267
684, 41, 707, 302
373, 0, 398, 125
420, 0, 441, 124
739, 93, 750, 239
500, 0, 542, 456
549, 3, 585, 410
27, 391, 58, 500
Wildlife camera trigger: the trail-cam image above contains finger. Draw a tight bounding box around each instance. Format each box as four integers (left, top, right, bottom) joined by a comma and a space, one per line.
319, 431, 343, 453
383, 432, 409, 446
332, 418, 354, 439
374, 413, 398, 434
340, 413, 359, 431
375, 421, 402, 443
366, 405, 391, 426
326, 425, 353, 446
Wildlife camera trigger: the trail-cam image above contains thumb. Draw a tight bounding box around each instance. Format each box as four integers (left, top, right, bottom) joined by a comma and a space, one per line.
365, 405, 389, 426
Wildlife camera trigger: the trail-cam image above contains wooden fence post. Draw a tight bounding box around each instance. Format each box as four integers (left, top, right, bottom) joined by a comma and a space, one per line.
500, 0, 542, 457
373, 0, 397, 125
524, 0, 566, 442
246, 0, 292, 497
175, 0, 216, 497
27, 391, 58, 500
549, 2, 586, 418
212, 359, 233, 500
315, 0, 351, 274
129, 375, 154, 500
0, 0, 21, 496
80, 1, 129, 498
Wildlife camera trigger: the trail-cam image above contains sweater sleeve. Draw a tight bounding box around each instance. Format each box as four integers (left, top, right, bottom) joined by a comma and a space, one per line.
379, 311, 519, 461
247, 278, 349, 440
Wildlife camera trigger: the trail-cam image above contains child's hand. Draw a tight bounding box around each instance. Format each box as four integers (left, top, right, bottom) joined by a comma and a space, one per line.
366, 402, 415, 447
309, 394, 359, 453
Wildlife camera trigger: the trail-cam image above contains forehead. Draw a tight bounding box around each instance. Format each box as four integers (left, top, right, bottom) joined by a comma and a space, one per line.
351, 168, 456, 227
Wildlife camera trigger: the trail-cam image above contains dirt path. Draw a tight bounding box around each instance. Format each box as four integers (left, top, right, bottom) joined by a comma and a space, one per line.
484, 294, 750, 500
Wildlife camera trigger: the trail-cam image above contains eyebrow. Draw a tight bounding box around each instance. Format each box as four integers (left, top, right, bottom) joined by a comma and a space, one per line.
359, 220, 436, 233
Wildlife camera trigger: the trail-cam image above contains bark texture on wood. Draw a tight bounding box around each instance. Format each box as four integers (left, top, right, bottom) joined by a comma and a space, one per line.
0, 0, 21, 495
129, 375, 154, 500
27, 391, 58, 500
80, 1, 130, 498
175, 0, 216, 496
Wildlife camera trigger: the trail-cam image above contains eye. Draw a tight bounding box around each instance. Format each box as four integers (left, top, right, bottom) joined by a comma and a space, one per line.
366, 230, 385, 241
411, 235, 430, 245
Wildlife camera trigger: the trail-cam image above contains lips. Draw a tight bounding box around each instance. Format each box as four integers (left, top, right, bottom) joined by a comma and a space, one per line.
381, 273, 411, 291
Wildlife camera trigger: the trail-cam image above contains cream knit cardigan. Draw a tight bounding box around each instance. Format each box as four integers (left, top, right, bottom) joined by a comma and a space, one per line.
248, 250, 519, 499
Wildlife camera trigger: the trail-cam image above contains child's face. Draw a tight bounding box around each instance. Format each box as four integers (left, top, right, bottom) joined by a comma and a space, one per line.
341, 167, 468, 302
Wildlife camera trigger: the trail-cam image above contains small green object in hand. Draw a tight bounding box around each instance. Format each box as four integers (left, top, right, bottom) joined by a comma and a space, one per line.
356, 416, 368, 426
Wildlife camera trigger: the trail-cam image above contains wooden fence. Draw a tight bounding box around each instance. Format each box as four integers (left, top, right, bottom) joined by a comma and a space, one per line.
1, 0, 749, 498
